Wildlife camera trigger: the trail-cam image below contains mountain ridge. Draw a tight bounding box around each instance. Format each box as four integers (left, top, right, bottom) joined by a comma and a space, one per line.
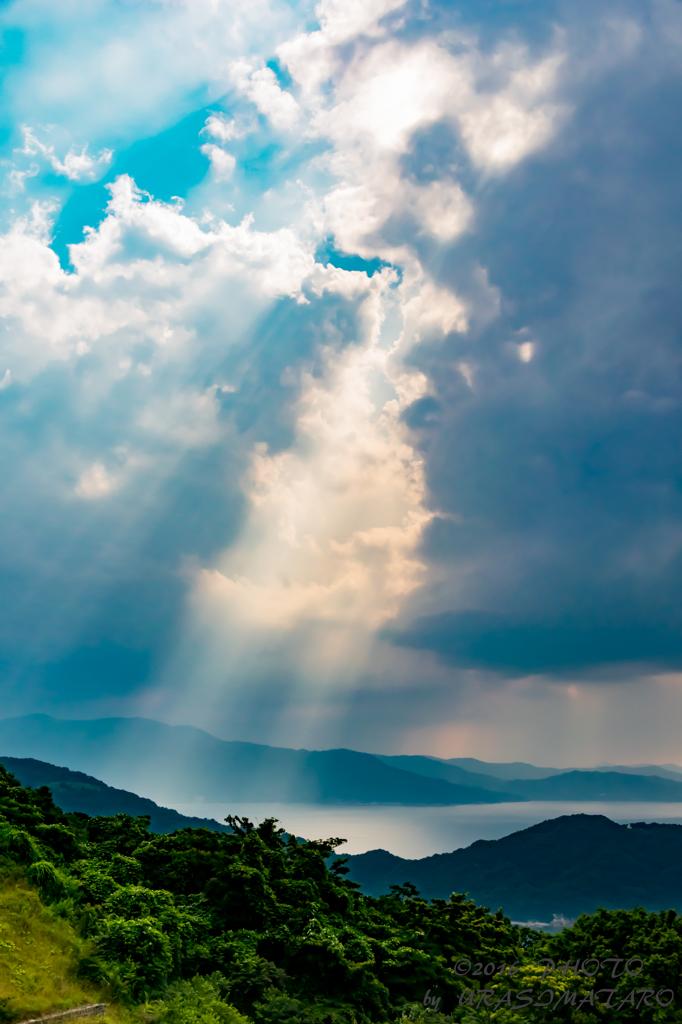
0, 716, 518, 806
341, 813, 682, 919
3, 714, 682, 804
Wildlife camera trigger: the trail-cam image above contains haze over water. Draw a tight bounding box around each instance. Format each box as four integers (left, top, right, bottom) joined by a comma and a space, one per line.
168, 800, 682, 858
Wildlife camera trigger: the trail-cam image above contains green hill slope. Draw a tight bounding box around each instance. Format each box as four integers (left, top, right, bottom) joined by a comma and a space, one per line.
0, 869, 103, 1022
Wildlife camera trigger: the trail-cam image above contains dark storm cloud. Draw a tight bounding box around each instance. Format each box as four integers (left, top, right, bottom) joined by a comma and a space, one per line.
391, 0, 682, 676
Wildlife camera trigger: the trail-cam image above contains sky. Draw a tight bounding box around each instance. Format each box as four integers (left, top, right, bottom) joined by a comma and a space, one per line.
1, 0, 682, 766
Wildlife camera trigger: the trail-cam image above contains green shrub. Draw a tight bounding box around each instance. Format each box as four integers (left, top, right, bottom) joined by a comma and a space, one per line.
104, 887, 175, 920
35, 823, 81, 862
96, 916, 173, 996
77, 867, 121, 905
26, 859, 74, 902
0, 823, 41, 865
107, 855, 143, 885
150, 975, 251, 1024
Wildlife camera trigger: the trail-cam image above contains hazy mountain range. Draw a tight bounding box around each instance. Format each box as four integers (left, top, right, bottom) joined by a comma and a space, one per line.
2, 714, 682, 805
340, 814, 682, 921
375, 754, 682, 798
436, 756, 682, 782
4, 751, 680, 924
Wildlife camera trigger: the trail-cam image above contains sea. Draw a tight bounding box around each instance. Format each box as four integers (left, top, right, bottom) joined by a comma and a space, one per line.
166, 799, 682, 859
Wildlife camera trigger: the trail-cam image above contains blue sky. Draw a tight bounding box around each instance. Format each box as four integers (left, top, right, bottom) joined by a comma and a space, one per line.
1, 0, 682, 766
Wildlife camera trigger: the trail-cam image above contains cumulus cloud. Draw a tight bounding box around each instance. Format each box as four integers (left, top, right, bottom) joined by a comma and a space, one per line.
199, 143, 237, 180
201, 113, 247, 143
1, 0, 682, 764
273, 27, 568, 282
231, 62, 300, 131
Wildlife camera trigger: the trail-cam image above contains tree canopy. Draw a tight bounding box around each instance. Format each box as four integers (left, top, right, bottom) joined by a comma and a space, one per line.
0, 763, 680, 1023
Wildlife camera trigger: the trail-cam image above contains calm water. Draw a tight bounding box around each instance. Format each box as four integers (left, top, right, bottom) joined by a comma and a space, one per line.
168, 800, 682, 858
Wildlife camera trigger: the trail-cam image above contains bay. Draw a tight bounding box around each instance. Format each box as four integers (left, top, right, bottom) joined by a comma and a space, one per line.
167, 799, 682, 858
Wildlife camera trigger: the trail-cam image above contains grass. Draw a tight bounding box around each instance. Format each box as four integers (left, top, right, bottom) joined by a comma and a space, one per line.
0, 863, 242, 1024
0, 863, 105, 1022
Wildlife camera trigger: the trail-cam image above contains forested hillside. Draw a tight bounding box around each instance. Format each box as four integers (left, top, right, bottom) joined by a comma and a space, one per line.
342, 814, 682, 919
1, 763, 681, 1023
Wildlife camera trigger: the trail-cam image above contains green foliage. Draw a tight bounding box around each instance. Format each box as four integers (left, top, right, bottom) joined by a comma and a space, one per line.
147, 975, 250, 1024
104, 886, 175, 919
0, 767, 67, 834
96, 916, 174, 997
76, 865, 122, 905
2, 767, 682, 1023
107, 855, 144, 885
0, 821, 42, 865
35, 823, 82, 862
25, 859, 74, 902
85, 815, 153, 857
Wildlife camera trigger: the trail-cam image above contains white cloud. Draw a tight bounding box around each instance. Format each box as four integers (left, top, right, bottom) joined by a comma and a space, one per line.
184, 296, 435, 709
200, 143, 237, 180
1, 0, 300, 145
195, 330, 432, 633
0, 158, 446, 709
201, 114, 245, 142
0, 176, 316, 395
315, 0, 408, 46
232, 62, 300, 131
177, 252, 473, 708
277, 0, 409, 95
275, 31, 568, 276
137, 388, 222, 448
0, 6, 570, 654
401, 281, 468, 339
18, 126, 113, 181
319, 41, 458, 153
410, 181, 474, 242
457, 50, 567, 171
148, 3, 576, 726
75, 461, 117, 499
6, 163, 39, 191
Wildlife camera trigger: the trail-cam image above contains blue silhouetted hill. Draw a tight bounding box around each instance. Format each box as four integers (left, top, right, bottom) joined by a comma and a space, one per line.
342, 813, 682, 919
376, 755, 682, 799
4, 715, 682, 805
0, 716, 517, 805
502, 770, 682, 800
0, 755, 230, 832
